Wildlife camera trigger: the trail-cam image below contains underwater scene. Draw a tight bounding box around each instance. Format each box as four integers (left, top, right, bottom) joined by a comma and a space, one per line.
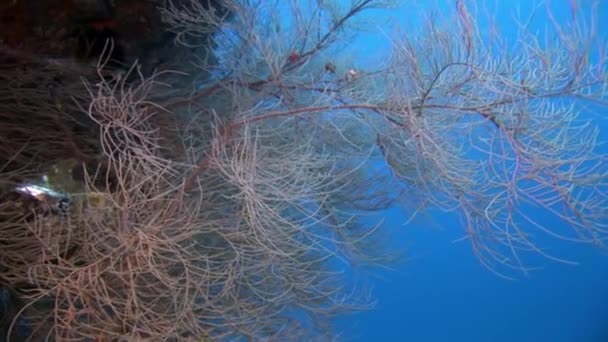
0, 0, 607, 341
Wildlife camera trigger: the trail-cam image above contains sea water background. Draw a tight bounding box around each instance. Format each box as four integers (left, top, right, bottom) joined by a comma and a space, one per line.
334, 1, 608, 341
2, 1, 606, 341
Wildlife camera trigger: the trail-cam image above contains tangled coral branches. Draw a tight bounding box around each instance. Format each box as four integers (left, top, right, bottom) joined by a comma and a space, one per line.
0, 54, 374, 340
0, 1, 381, 340
0, 64, 208, 340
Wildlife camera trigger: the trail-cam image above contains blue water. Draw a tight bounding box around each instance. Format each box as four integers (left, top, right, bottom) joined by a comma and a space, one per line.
335, 1, 608, 341
338, 206, 608, 341
3, 1, 606, 341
